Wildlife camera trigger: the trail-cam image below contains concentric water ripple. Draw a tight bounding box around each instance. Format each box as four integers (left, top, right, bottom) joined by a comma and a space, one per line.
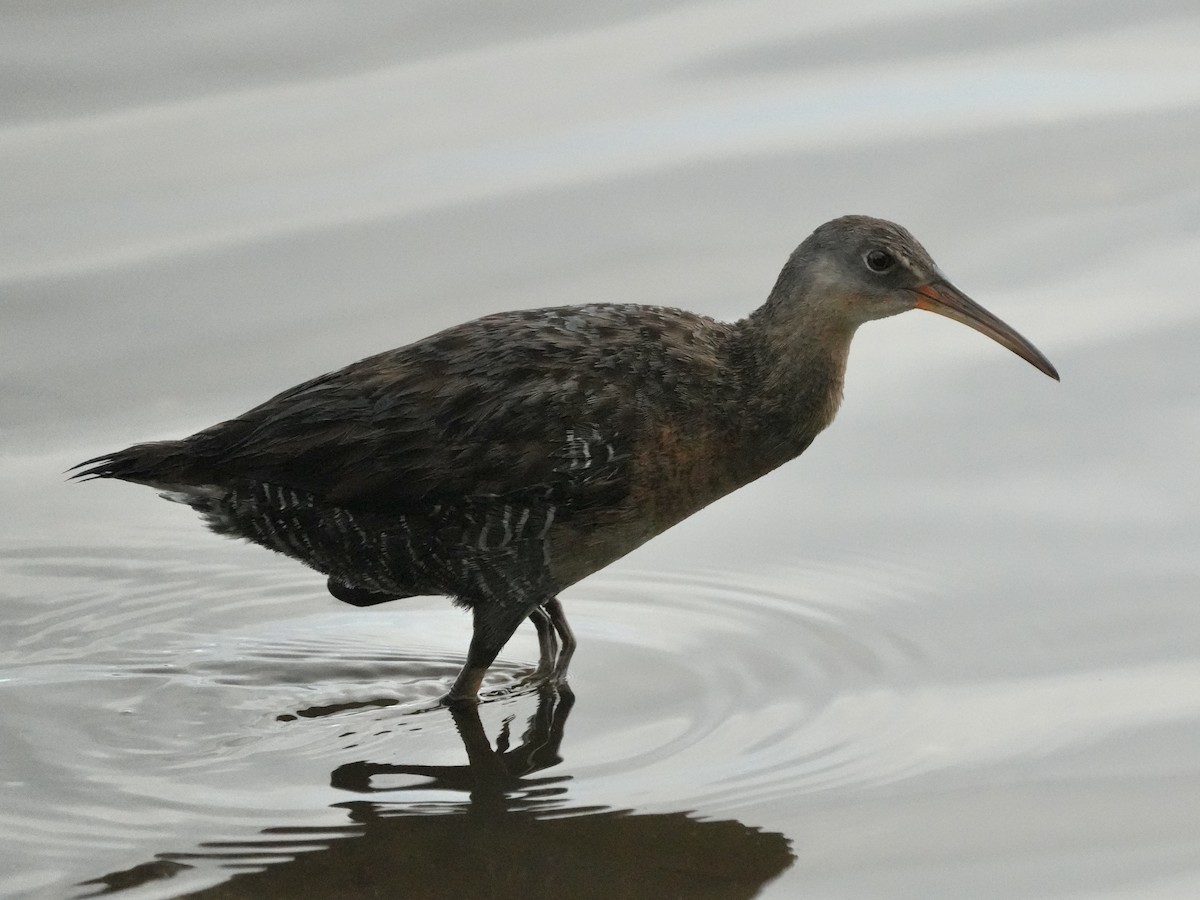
1, 540, 944, 893
508, 561, 944, 808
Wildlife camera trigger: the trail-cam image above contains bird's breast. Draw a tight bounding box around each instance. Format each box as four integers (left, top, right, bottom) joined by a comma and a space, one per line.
545, 420, 754, 588
629, 422, 752, 531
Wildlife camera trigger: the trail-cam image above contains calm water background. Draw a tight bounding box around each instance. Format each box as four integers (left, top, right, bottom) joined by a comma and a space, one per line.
3, 2, 1199, 897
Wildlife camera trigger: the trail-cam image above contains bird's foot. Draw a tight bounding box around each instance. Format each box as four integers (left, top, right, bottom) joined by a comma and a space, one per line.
516, 665, 569, 692
437, 691, 481, 709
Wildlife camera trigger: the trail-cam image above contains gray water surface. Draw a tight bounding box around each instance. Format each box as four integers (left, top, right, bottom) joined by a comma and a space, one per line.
3, 2, 1199, 898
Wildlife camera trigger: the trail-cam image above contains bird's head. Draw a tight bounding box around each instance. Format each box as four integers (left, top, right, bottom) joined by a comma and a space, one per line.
766, 215, 1059, 380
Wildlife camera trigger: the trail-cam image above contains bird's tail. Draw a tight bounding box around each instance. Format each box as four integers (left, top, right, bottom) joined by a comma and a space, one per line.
69, 440, 195, 488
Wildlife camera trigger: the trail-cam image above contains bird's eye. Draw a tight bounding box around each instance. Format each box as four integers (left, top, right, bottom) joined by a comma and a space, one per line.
864, 249, 895, 273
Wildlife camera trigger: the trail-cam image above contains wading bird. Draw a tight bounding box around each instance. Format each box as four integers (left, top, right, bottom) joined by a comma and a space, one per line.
74, 216, 1058, 703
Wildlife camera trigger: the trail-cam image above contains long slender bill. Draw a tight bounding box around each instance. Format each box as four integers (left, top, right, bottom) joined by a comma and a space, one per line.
913, 282, 1059, 380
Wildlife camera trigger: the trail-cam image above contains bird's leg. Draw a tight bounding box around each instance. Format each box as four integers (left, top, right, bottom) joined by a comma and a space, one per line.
543, 597, 576, 684
519, 599, 574, 688
444, 602, 533, 705
528, 606, 559, 679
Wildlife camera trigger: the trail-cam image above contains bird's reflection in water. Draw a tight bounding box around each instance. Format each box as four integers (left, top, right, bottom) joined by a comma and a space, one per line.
80, 688, 793, 899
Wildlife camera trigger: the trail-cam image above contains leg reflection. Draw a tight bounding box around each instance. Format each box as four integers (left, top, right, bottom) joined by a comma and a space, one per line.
331, 685, 574, 797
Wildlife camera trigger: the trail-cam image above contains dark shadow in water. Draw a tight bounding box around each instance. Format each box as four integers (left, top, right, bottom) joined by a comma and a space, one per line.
79, 688, 794, 899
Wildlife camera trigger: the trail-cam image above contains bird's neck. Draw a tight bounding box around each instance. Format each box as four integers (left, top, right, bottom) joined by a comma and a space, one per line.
734, 300, 857, 473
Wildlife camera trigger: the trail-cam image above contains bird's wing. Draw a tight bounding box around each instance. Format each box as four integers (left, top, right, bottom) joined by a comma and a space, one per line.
180, 308, 660, 516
